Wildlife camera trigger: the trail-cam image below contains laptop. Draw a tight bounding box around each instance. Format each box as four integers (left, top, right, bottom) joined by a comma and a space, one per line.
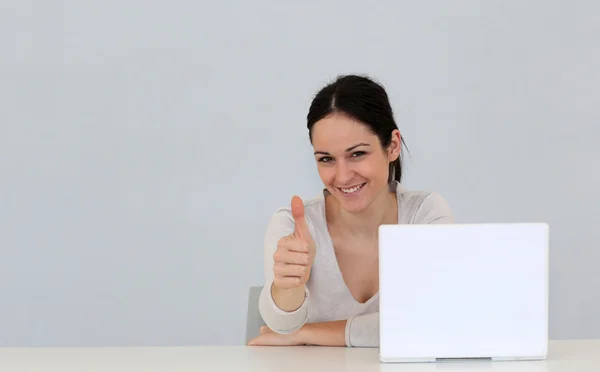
378, 223, 549, 363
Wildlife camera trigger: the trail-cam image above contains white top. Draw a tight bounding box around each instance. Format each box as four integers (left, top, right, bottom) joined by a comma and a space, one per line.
1, 340, 598, 371
258, 181, 454, 347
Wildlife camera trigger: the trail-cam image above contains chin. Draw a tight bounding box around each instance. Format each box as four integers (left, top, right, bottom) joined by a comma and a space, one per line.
340, 201, 369, 214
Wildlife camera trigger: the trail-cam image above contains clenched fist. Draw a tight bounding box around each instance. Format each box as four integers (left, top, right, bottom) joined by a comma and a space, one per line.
272, 195, 316, 290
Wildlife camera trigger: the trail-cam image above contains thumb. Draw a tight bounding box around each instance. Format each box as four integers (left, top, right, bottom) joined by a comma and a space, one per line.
290, 195, 311, 240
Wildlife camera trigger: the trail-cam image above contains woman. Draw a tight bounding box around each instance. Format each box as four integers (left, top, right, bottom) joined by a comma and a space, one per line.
248, 74, 453, 347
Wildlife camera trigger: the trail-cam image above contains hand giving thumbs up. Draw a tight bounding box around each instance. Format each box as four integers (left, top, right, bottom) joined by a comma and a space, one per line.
272, 196, 317, 290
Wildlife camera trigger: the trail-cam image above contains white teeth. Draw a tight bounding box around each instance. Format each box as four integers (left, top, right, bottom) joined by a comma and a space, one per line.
340, 183, 364, 194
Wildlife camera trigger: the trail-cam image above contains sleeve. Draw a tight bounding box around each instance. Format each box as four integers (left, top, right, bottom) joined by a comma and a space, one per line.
345, 312, 379, 347
258, 209, 310, 334
344, 192, 455, 347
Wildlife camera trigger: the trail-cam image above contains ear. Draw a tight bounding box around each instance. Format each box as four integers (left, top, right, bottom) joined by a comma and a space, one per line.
387, 129, 402, 161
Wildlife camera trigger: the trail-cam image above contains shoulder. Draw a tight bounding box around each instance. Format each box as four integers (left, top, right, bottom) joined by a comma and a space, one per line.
395, 183, 454, 224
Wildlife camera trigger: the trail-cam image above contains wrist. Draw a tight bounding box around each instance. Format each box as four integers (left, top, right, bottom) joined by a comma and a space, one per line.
271, 283, 306, 312
297, 323, 314, 345
296, 320, 347, 347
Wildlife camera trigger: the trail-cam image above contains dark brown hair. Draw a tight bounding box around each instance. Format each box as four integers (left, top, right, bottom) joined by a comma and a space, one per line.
306, 74, 406, 183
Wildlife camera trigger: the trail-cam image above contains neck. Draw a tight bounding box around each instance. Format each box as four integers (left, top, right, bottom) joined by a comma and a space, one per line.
328, 184, 398, 236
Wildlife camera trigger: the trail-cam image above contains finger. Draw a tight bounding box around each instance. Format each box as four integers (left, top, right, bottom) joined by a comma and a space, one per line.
273, 250, 310, 265
248, 332, 294, 346
274, 263, 308, 278
248, 334, 267, 346
288, 239, 310, 254
291, 195, 311, 240
278, 236, 309, 253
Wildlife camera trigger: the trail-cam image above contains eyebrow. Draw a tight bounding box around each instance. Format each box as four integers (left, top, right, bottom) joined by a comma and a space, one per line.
314, 143, 370, 156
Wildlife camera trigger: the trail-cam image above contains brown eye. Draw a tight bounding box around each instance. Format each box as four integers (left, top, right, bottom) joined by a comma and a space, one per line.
318, 156, 333, 163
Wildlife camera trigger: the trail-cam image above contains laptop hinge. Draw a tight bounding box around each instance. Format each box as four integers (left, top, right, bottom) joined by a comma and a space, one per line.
435, 357, 492, 362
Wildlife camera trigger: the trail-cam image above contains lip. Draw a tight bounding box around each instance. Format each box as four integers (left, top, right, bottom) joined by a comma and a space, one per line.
336, 182, 367, 196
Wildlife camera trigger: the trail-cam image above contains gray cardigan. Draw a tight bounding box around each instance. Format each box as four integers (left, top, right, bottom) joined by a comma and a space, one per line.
258, 181, 454, 347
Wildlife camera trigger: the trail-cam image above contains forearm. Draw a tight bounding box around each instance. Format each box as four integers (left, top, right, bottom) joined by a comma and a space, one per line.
298, 320, 347, 347
271, 283, 306, 312
296, 312, 380, 347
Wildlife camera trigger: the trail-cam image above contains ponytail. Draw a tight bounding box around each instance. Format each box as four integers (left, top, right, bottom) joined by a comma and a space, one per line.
389, 158, 402, 184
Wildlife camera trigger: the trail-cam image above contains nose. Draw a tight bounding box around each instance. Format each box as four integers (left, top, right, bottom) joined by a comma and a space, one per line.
335, 160, 354, 185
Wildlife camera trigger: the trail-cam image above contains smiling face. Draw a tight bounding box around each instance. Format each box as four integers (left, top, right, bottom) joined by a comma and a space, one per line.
311, 112, 401, 214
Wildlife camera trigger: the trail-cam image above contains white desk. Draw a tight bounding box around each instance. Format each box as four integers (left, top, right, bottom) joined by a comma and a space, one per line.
0, 339, 598, 371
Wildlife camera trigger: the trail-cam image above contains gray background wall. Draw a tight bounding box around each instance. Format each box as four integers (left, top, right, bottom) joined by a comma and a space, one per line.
1, 0, 598, 346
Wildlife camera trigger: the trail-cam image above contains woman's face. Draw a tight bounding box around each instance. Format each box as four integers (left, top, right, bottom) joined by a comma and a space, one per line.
311, 112, 400, 214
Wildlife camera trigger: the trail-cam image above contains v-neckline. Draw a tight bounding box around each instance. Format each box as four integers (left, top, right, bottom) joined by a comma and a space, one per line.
318, 181, 400, 306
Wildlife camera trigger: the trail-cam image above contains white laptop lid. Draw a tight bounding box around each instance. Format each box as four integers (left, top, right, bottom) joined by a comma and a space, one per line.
378, 223, 549, 363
